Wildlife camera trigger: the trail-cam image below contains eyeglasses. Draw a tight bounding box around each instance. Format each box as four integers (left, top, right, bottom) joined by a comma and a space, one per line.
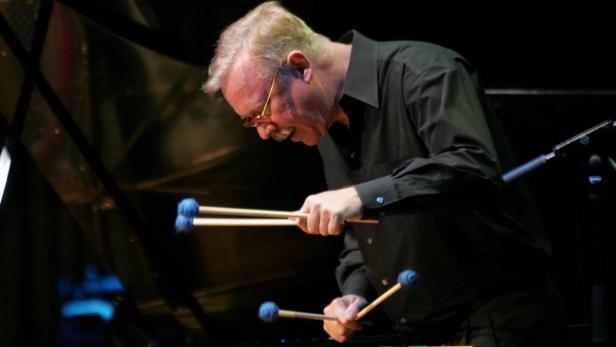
241, 68, 280, 128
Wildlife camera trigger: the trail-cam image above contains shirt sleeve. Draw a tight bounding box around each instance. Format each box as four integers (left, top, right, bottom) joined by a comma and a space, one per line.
335, 228, 373, 297
355, 63, 502, 212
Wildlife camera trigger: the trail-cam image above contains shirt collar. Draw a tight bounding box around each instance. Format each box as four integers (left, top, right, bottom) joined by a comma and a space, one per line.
339, 30, 380, 109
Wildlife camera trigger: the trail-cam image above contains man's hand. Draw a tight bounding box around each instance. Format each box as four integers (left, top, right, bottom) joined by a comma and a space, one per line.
323, 294, 367, 343
297, 186, 363, 236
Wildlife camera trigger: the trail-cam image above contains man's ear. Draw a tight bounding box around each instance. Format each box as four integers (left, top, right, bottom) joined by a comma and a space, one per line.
285, 50, 312, 83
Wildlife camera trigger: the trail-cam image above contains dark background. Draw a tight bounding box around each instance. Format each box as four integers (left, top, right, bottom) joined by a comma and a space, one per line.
1, 1, 615, 346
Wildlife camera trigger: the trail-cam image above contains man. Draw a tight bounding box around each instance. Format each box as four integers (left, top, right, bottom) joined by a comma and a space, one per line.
202, 2, 566, 345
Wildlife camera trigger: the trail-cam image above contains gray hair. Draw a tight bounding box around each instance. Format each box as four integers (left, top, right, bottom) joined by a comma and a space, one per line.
201, 1, 329, 96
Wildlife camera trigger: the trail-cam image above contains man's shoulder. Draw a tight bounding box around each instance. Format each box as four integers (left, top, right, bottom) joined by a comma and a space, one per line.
377, 40, 468, 75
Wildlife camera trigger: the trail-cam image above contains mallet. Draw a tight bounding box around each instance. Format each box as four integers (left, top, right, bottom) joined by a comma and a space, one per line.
356, 269, 418, 319
175, 215, 297, 233
258, 301, 336, 323
177, 198, 379, 224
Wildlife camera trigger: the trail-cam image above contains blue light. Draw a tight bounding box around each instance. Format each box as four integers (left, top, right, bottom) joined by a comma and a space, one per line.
82, 275, 125, 294
57, 277, 73, 298
62, 299, 115, 321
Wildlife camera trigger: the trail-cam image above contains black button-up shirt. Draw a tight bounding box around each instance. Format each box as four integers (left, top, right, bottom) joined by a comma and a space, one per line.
318, 31, 552, 327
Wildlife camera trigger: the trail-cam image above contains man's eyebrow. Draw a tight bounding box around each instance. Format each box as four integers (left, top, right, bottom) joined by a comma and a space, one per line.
239, 109, 257, 119
237, 109, 258, 122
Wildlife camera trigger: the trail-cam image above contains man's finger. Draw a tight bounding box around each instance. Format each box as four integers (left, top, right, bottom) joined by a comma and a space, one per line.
328, 214, 342, 236
306, 206, 320, 234
319, 211, 330, 236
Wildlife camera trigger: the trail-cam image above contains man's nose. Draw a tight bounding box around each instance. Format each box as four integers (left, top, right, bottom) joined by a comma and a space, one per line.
256, 124, 275, 140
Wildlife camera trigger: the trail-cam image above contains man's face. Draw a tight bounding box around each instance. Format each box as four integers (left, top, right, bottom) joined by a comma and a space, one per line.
220, 53, 330, 146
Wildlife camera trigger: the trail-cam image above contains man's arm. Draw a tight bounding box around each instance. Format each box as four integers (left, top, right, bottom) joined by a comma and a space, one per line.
298, 63, 502, 232
335, 228, 372, 295
356, 63, 503, 215
324, 229, 371, 343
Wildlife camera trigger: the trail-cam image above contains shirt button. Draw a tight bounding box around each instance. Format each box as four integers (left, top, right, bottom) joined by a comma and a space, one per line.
400, 317, 407, 324
349, 151, 357, 159
375, 196, 384, 205
367, 237, 373, 245
381, 278, 388, 286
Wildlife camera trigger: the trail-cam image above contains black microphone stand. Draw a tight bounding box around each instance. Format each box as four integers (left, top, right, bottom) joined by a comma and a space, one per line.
501, 119, 615, 346
588, 154, 607, 346
502, 119, 614, 184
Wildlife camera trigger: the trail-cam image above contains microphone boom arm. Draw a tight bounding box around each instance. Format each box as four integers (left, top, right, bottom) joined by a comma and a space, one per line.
502, 119, 615, 184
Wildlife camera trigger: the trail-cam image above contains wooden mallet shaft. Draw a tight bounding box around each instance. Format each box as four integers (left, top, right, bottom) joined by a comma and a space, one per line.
279, 309, 336, 321
198, 205, 379, 224
192, 217, 297, 227
356, 269, 418, 319
356, 283, 402, 319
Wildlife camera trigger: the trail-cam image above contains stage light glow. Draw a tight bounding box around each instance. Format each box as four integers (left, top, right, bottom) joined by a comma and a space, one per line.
61, 299, 115, 321
0, 145, 11, 205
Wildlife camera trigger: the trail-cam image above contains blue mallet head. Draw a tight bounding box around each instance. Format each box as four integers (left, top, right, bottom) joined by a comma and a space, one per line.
397, 269, 418, 286
258, 301, 279, 323
175, 215, 194, 233
177, 198, 199, 217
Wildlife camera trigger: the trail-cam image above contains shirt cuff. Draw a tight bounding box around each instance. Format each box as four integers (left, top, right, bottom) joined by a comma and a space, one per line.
355, 175, 399, 210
